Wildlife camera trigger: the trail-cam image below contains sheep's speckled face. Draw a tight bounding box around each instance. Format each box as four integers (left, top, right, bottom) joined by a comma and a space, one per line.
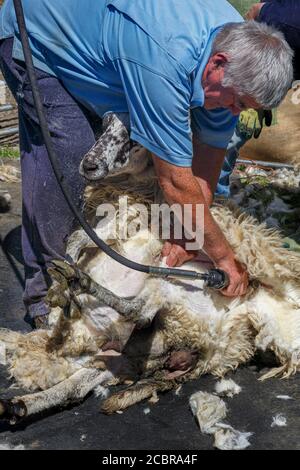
80, 113, 144, 181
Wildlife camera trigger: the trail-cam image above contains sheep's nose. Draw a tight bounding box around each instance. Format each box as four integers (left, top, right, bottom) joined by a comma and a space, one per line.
80, 156, 109, 180
83, 158, 99, 172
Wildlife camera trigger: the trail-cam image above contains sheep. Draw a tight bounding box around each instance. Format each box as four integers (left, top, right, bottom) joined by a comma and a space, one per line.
0, 113, 300, 423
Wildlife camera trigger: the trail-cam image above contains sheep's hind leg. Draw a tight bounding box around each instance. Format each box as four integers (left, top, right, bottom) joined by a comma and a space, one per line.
101, 373, 175, 415
0, 368, 113, 424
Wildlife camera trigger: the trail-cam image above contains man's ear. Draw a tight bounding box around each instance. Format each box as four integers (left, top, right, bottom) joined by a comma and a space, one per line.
211, 53, 230, 69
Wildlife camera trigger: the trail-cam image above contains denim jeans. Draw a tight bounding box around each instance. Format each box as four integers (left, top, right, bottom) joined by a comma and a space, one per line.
216, 128, 248, 198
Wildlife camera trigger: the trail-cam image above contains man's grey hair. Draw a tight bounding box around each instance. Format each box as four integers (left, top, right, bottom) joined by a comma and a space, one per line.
212, 21, 294, 109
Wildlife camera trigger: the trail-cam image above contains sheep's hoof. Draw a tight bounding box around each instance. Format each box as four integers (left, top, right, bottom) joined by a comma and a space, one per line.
46, 277, 70, 309
47, 260, 79, 309
0, 399, 27, 424
50, 259, 78, 280
50, 260, 91, 294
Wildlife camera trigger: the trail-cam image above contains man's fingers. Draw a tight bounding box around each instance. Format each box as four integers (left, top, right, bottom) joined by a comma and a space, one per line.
220, 272, 249, 298
245, 6, 255, 20
166, 250, 179, 267
264, 110, 273, 127
245, 4, 259, 20
161, 242, 172, 258
164, 244, 249, 297
166, 244, 183, 267
221, 286, 239, 298
253, 125, 262, 139
221, 287, 242, 298
245, 3, 265, 21
165, 244, 197, 267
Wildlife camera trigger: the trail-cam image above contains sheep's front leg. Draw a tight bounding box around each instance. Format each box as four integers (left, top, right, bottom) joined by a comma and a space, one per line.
66, 229, 95, 263
66, 219, 119, 263
47, 260, 145, 319
0, 368, 113, 424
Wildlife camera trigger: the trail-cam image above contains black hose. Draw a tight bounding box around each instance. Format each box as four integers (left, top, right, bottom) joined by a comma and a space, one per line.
12, 0, 207, 282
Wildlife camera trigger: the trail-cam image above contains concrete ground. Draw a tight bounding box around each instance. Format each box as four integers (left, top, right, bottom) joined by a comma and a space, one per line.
1, 160, 300, 450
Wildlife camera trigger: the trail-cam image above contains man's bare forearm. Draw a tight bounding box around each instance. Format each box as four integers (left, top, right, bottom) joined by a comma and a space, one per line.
152, 155, 235, 264
192, 137, 227, 207
152, 153, 249, 297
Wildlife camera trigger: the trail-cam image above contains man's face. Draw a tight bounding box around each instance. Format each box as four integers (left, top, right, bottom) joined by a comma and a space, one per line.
204, 86, 260, 115
202, 53, 261, 114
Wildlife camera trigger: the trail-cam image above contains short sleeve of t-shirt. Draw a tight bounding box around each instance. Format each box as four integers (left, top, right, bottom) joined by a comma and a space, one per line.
115, 57, 238, 165
115, 58, 193, 167
191, 107, 239, 149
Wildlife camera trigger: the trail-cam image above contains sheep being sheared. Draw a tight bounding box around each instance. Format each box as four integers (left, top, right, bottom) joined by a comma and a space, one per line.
1, 113, 300, 423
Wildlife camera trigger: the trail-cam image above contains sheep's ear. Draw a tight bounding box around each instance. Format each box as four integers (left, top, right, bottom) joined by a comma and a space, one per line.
115, 112, 131, 131
102, 112, 115, 131
102, 112, 130, 132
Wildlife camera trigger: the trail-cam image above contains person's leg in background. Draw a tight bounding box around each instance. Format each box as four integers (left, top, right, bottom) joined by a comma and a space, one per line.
216, 107, 274, 198
215, 127, 248, 198
0, 38, 99, 326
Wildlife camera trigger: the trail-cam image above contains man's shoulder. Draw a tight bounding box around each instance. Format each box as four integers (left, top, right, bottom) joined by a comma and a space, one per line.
108, 0, 242, 72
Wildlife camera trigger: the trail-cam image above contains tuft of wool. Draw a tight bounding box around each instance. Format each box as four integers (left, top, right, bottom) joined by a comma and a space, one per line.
190, 391, 252, 450
213, 424, 252, 451
271, 414, 287, 428
215, 379, 242, 398
0, 442, 25, 450
189, 391, 227, 434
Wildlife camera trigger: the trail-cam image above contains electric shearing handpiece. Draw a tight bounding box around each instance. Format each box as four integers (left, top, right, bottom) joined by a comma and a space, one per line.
149, 267, 230, 290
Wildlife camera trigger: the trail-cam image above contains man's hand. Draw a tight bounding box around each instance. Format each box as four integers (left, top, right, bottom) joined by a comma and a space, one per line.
162, 240, 198, 267
151, 153, 250, 298
245, 3, 265, 21
238, 109, 273, 139
217, 256, 249, 297
162, 242, 249, 297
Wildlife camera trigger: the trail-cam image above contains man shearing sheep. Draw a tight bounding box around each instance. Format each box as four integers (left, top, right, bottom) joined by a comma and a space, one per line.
0, 0, 293, 328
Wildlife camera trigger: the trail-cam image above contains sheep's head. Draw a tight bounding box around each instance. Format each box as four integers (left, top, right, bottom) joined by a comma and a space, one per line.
80, 113, 148, 181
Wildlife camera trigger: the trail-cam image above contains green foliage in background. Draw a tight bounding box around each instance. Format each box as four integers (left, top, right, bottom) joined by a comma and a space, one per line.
0, 147, 20, 159
228, 0, 256, 17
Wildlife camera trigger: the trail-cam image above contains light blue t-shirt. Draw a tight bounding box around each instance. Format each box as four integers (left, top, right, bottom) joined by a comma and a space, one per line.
0, 0, 243, 166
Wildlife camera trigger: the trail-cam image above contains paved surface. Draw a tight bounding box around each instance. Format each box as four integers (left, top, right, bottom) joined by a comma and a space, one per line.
1, 160, 300, 450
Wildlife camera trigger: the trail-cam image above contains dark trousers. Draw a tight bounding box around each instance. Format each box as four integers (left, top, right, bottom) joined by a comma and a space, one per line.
0, 38, 100, 319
